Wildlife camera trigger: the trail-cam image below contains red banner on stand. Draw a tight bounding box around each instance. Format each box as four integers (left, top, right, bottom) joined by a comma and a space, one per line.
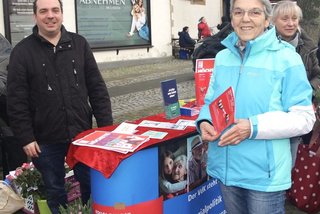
194, 58, 214, 107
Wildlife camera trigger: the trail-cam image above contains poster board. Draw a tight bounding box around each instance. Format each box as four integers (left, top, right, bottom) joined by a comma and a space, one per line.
75, 0, 151, 49
159, 135, 226, 213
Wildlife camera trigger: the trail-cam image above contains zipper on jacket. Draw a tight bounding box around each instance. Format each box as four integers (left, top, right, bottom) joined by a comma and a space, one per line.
72, 59, 79, 87
234, 47, 245, 93
42, 63, 52, 91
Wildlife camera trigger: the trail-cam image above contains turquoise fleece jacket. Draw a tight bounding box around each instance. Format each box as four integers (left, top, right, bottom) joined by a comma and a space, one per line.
196, 26, 315, 192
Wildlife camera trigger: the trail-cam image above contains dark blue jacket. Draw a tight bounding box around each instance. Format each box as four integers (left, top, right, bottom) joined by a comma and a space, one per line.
178, 31, 196, 48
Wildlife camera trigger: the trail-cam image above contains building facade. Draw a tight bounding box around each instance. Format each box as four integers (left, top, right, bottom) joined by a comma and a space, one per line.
0, 0, 223, 63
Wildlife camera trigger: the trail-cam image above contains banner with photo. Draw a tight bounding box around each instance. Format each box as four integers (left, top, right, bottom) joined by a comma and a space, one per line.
75, 0, 151, 49
158, 135, 226, 214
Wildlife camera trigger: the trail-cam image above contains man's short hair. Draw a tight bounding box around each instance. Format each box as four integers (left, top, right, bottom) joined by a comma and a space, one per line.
33, 0, 63, 14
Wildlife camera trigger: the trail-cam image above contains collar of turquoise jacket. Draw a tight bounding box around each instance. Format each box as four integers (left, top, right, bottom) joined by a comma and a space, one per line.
221, 26, 295, 62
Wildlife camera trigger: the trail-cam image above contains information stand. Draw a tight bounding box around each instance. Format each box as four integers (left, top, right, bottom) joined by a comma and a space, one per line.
66, 113, 226, 213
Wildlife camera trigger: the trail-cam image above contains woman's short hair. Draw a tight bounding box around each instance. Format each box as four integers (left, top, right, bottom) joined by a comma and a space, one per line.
271, 1, 302, 23
230, 0, 272, 20
173, 154, 187, 169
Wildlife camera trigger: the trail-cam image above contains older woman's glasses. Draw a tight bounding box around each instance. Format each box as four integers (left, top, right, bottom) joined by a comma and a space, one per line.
232, 8, 264, 18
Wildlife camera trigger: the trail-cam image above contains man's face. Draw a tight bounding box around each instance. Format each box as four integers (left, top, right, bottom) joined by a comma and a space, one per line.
273, 13, 299, 41
34, 0, 63, 38
231, 0, 269, 46
192, 146, 203, 161
172, 160, 186, 181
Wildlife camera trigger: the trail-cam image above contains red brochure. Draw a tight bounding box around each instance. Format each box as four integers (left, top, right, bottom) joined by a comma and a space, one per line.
209, 87, 235, 134
194, 58, 214, 107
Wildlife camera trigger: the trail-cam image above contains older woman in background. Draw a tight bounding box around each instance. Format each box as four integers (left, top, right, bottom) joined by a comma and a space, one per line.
272, 0, 320, 164
272, 1, 320, 90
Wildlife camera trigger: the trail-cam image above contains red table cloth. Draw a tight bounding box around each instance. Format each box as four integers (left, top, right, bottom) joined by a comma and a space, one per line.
66, 112, 197, 178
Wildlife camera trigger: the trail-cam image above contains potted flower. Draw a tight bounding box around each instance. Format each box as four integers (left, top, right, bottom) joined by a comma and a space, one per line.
12, 162, 46, 200
10, 162, 51, 214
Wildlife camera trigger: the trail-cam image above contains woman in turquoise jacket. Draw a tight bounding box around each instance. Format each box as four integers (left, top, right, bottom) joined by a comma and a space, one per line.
196, 0, 315, 213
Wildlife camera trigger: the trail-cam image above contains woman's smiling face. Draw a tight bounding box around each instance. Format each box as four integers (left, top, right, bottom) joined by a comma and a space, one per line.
231, 0, 269, 46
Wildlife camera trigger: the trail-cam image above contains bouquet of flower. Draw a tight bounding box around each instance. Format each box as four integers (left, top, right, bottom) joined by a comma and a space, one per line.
8, 162, 47, 201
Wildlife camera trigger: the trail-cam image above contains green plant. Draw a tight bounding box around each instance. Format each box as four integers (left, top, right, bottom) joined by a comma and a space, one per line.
59, 198, 92, 214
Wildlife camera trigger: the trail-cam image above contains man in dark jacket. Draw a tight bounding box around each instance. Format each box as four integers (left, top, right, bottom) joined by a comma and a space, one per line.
178, 26, 196, 53
7, 0, 113, 213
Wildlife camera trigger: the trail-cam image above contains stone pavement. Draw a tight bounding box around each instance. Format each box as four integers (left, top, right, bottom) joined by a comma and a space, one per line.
99, 57, 312, 214
99, 57, 195, 124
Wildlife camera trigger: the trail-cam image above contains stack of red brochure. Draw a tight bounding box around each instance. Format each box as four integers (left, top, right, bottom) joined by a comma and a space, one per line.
72, 130, 150, 154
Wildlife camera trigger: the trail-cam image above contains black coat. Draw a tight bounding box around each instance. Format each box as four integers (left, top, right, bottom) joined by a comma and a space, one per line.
297, 29, 320, 90
0, 33, 12, 136
7, 25, 113, 146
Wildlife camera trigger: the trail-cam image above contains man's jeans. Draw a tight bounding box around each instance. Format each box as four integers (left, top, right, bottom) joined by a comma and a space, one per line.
218, 180, 285, 214
33, 143, 90, 214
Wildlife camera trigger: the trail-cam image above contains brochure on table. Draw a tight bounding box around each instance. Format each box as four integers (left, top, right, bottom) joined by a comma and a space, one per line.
72, 130, 149, 154
71, 117, 199, 154
161, 79, 181, 119
138, 120, 188, 130
141, 130, 168, 139
195, 58, 214, 107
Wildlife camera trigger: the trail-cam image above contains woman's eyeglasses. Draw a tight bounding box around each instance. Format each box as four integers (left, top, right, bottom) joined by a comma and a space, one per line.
232, 8, 264, 18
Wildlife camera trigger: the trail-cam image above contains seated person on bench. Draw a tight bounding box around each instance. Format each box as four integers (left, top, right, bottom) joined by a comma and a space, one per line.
178, 26, 196, 54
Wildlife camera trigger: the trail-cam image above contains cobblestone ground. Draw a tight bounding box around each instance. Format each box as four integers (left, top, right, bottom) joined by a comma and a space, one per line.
101, 58, 195, 124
